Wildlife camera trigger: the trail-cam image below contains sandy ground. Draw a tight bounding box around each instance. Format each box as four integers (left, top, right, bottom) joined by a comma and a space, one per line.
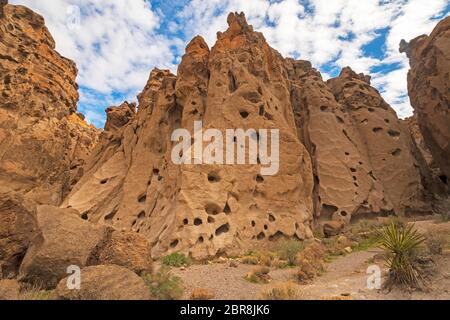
172, 219, 450, 300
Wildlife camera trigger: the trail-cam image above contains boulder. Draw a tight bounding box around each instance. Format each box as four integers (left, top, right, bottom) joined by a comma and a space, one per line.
322, 221, 345, 238
18, 206, 107, 289
0, 194, 36, 278
87, 230, 152, 275
55, 265, 151, 300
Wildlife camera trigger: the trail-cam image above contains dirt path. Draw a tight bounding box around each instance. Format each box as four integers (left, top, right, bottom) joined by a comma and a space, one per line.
172, 220, 450, 300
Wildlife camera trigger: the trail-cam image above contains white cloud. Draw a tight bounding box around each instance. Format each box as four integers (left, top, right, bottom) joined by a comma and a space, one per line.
11, 0, 178, 94
9, 0, 450, 123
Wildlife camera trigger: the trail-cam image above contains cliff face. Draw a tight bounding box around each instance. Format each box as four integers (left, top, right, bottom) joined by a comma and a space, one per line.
62, 13, 433, 259
63, 13, 315, 259
401, 16, 450, 183
289, 62, 430, 222
0, 4, 99, 205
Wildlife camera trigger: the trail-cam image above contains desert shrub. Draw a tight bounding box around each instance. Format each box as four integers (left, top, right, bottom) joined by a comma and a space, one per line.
379, 222, 426, 290
241, 255, 259, 265
245, 266, 271, 284
259, 282, 300, 300
19, 288, 54, 300
275, 240, 304, 266
426, 233, 445, 255
162, 252, 191, 267
143, 267, 184, 300
190, 288, 215, 300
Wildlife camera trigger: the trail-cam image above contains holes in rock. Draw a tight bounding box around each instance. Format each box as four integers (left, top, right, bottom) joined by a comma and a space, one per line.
264, 112, 274, 120
372, 127, 383, 133
251, 221, 256, 227
4, 75, 11, 85
138, 193, 147, 203
345, 152, 350, 156
242, 91, 262, 103
205, 203, 222, 215
384, 119, 390, 123
240, 110, 249, 119
264, 225, 268, 230
320, 105, 329, 112
320, 204, 338, 220
81, 212, 89, 220
153, 168, 160, 175
224, 203, 231, 215
336, 116, 344, 124
350, 168, 357, 173
269, 231, 286, 242
100, 179, 108, 185
208, 172, 220, 183
208, 216, 215, 224
194, 218, 203, 226
183, 218, 189, 225
439, 175, 448, 185
198, 236, 204, 244
170, 240, 179, 248
368, 108, 375, 112
388, 130, 401, 138
269, 214, 276, 222
361, 119, 368, 125
138, 211, 146, 219
256, 175, 264, 183
340, 211, 348, 217
215, 223, 230, 236
259, 105, 265, 116
257, 232, 265, 240
391, 148, 402, 156
104, 209, 117, 222
228, 71, 237, 93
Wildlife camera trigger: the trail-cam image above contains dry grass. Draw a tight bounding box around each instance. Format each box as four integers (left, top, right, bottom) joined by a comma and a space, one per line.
190, 288, 216, 300
245, 266, 271, 284
259, 282, 301, 300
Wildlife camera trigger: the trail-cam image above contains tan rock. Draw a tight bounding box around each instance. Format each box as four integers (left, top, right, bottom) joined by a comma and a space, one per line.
18, 205, 107, 289
63, 12, 314, 260
0, 4, 99, 206
0, 194, 36, 278
401, 17, 450, 181
87, 230, 152, 275
55, 265, 151, 300
322, 221, 345, 238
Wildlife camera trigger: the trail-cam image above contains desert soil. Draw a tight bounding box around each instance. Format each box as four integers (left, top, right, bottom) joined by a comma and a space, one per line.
172, 219, 450, 300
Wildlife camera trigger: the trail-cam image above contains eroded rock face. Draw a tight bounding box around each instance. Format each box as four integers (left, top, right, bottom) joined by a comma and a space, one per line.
0, 4, 99, 205
64, 13, 315, 259
401, 16, 450, 182
289, 63, 430, 221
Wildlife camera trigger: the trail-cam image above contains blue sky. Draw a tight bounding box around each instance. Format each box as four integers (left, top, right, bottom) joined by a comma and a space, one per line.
11, 0, 450, 128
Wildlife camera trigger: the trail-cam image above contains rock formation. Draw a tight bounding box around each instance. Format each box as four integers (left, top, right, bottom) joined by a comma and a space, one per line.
63, 13, 315, 259
289, 62, 430, 222
63, 12, 433, 259
0, 4, 99, 206
401, 16, 450, 183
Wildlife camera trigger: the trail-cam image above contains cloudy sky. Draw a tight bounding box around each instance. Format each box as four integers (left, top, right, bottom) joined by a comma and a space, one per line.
10, 0, 450, 127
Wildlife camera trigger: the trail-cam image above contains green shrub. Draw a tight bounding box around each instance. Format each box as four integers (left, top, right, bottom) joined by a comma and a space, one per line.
245, 266, 271, 284
143, 267, 184, 300
162, 252, 191, 267
379, 222, 426, 290
275, 240, 304, 266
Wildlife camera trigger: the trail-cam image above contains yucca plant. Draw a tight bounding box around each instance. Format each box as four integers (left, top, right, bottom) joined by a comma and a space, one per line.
379, 222, 426, 290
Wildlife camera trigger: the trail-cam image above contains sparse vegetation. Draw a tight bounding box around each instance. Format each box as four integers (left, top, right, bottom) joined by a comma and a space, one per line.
379, 222, 426, 290
143, 267, 184, 300
275, 240, 305, 266
259, 282, 301, 300
162, 252, 191, 267
18, 287, 54, 300
245, 266, 271, 284
426, 232, 445, 255
190, 288, 215, 300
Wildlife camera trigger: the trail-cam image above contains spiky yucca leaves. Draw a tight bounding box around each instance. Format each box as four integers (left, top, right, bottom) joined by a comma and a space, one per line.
379, 222, 426, 290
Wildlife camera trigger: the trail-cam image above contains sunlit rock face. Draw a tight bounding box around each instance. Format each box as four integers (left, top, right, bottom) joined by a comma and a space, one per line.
0, 4, 99, 205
